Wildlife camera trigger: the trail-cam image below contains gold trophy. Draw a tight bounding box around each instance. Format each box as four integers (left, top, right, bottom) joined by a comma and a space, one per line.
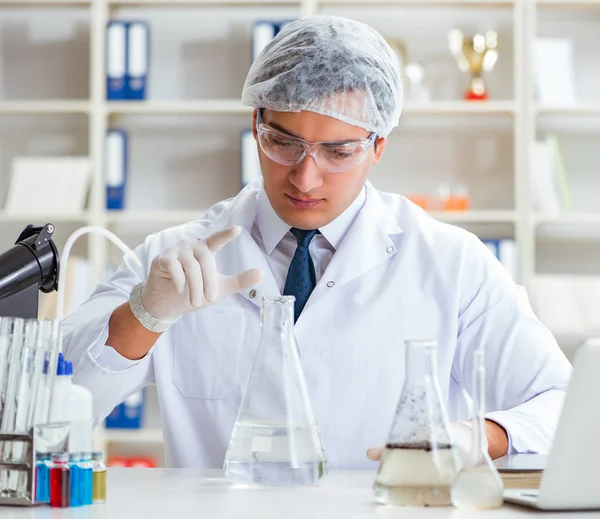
448, 29, 498, 101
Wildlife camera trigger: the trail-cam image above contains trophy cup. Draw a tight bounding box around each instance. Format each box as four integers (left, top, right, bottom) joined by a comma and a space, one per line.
448, 29, 498, 101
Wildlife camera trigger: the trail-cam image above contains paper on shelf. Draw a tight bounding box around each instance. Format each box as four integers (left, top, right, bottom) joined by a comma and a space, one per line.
534, 38, 577, 105
530, 140, 562, 214
531, 274, 600, 334
3, 156, 92, 215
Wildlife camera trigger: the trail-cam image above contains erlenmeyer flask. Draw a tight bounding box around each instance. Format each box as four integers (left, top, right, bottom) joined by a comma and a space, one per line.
374, 339, 461, 507
451, 349, 503, 509
223, 296, 327, 487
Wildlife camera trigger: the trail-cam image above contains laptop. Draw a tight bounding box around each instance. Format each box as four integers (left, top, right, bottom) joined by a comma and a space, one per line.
503, 339, 600, 510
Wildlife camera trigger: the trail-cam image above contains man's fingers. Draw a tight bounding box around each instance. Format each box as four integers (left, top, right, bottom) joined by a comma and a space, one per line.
205, 226, 242, 255
220, 268, 263, 298
157, 251, 186, 294
193, 242, 218, 303
177, 243, 204, 308
366, 445, 385, 462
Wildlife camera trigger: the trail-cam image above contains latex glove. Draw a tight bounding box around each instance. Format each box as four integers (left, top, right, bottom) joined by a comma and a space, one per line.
365, 421, 477, 464
452, 420, 475, 466
136, 226, 262, 327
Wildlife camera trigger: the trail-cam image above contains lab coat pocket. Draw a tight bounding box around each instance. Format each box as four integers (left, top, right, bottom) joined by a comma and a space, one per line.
172, 308, 247, 400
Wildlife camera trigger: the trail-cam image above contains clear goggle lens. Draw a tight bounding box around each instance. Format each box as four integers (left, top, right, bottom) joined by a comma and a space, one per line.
257, 125, 376, 173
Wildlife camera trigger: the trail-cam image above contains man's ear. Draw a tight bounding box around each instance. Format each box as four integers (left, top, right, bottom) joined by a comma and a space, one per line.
373, 137, 387, 165
252, 108, 259, 140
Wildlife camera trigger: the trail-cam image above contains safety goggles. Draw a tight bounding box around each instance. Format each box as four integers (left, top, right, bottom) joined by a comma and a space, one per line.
256, 109, 377, 173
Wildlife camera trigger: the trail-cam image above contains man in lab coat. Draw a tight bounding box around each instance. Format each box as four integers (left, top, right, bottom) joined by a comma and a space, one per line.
63, 16, 571, 469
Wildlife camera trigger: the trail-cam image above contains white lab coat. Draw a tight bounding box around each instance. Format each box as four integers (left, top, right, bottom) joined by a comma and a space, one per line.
62, 179, 572, 469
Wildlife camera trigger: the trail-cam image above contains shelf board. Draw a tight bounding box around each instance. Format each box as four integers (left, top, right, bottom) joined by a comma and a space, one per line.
109, 0, 298, 4
549, 329, 600, 337
430, 210, 517, 223
106, 100, 516, 116
403, 101, 516, 115
536, 104, 600, 116
534, 213, 600, 225
322, 0, 513, 5
0, 212, 91, 223
107, 209, 519, 225
537, 0, 600, 7
107, 210, 207, 224
0, 0, 89, 4
100, 428, 164, 444
107, 100, 252, 115
0, 100, 90, 114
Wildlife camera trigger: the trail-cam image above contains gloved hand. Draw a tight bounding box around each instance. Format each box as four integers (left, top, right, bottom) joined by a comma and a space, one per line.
131, 226, 262, 332
366, 421, 477, 465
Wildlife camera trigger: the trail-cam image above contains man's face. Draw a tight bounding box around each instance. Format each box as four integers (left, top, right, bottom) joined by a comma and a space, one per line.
252, 109, 387, 230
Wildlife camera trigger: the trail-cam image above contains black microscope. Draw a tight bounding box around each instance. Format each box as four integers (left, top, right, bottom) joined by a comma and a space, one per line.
0, 223, 60, 318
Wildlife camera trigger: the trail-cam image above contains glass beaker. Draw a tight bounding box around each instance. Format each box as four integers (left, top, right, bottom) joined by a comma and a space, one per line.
451, 349, 503, 510
374, 339, 461, 507
223, 296, 327, 487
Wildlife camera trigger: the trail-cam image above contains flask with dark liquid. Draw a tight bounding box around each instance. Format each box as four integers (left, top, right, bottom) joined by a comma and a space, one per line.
373, 339, 461, 507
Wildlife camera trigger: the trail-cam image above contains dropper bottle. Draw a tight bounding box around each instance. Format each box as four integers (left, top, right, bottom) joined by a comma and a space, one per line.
451, 349, 504, 509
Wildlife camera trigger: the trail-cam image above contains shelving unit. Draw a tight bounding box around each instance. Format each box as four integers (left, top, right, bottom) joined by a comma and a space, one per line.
1, 0, 598, 464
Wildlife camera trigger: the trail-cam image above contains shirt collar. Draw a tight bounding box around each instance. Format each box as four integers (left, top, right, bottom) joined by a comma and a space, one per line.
256, 185, 367, 255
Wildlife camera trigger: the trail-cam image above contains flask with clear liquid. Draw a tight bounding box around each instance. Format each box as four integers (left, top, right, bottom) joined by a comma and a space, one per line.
451, 349, 504, 510
223, 296, 327, 487
373, 339, 461, 507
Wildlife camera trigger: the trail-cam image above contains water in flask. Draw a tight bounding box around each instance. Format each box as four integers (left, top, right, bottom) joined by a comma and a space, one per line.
223, 296, 327, 487
373, 339, 461, 507
224, 421, 326, 486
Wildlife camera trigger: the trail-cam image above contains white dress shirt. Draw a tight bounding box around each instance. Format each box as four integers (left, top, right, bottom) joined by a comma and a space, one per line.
253, 187, 367, 293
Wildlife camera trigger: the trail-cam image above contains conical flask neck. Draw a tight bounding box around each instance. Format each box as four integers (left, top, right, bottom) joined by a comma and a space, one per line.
260, 297, 295, 343
405, 340, 437, 386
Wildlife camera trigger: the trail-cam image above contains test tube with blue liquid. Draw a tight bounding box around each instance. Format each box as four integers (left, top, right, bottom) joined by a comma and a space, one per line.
35, 452, 50, 503
69, 453, 81, 507
80, 453, 93, 505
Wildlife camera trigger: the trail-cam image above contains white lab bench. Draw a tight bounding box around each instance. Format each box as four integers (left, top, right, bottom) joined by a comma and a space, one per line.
2, 469, 600, 519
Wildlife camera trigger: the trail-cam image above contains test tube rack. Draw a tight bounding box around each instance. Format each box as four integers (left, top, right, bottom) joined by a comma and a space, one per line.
0, 422, 69, 506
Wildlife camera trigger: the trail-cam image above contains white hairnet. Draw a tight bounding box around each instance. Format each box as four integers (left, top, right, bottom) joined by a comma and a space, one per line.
241, 15, 403, 138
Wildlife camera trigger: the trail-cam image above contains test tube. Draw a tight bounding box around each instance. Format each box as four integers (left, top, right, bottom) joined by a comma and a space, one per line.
0, 318, 17, 429
33, 319, 61, 427
80, 453, 94, 505
35, 452, 50, 504
0, 318, 25, 434
69, 452, 81, 507
6, 320, 39, 495
92, 451, 107, 503
0, 318, 24, 497
49, 452, 70, 508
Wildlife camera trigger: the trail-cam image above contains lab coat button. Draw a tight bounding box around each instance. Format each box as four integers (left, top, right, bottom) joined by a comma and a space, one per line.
249, 289, 257, 299
326, 281, 335, 288
386, 246, 395, 254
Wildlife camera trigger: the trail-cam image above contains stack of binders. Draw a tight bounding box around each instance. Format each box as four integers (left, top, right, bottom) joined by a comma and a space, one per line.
106, 20, 150, 100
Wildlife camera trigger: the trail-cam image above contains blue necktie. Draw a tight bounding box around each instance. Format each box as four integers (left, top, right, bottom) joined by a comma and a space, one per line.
283, 228, 318, 323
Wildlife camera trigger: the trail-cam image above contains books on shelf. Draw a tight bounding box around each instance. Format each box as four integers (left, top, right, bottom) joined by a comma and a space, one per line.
241, 128, 261, 188
105, 129, 128, 210
106, 20, 150, 100
530, 135, 572, 214
106, 390, 145, 429
482, 238, 517, 281
3, 156, 92, 216
534, 38, 577, 105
